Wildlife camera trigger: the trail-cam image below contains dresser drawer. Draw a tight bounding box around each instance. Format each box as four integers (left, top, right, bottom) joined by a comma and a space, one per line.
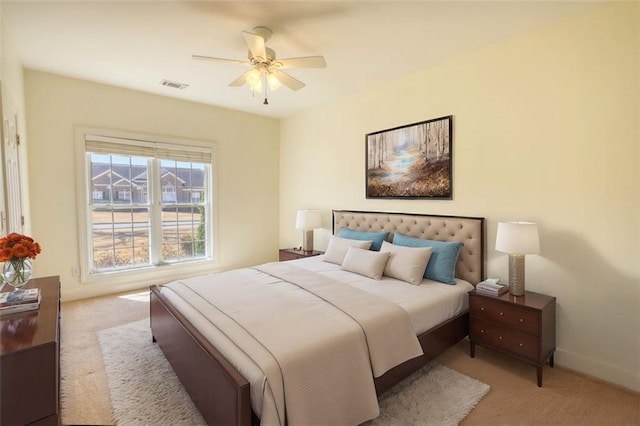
469, 295, 539, 335
470, 318, 539, 362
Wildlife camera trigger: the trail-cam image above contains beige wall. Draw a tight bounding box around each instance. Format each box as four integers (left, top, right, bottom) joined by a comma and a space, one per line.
24, 70, 280, 300
280, 3, 639, 391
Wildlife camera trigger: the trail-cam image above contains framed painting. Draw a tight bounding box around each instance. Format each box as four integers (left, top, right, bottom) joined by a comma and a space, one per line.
366, 115, 453, 199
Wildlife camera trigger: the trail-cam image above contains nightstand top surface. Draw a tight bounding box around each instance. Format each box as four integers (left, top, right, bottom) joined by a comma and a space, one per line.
280, 248, 324, 256
470, 288, 555, 310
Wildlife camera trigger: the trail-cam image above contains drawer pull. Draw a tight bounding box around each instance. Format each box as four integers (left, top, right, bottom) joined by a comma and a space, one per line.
519, 343, 523, 347
480, 329, 484, 333
480, 307, 484, 311
520, 318, 524, 322
500, 312, 504, 316
499, 336, 503, 340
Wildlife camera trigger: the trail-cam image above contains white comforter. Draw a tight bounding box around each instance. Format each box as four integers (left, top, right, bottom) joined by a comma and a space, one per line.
162, 262, 423, 426
293, 255, 474, 334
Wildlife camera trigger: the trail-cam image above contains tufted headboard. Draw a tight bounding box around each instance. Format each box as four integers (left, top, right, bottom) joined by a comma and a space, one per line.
333, 210, 485, 285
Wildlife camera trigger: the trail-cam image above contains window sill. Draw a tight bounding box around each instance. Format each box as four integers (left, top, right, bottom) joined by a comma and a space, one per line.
80, 259, 217, 286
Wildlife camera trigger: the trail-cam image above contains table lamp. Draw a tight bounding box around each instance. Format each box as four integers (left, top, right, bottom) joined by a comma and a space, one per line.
295, 210, 322, 253
495, 221, 540, 296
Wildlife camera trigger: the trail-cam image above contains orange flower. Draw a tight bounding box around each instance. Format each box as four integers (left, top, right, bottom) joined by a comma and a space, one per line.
7, 233, 22, 242
12, 244, 30, 258
0, 247, 12, 262
0, 233, 41, 261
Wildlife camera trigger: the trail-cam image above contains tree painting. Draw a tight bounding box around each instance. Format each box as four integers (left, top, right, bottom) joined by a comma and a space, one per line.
366, 116, 452, 199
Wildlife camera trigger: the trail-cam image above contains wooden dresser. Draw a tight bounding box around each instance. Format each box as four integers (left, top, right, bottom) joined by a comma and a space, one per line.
1, 276, 61, 425
469, 289, 556, 387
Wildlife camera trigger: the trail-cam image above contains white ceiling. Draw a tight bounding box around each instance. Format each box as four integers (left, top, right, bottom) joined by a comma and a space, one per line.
2, 1, 604, 118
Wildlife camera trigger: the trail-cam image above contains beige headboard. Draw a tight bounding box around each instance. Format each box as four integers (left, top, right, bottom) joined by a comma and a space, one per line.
333, 210, 485, 285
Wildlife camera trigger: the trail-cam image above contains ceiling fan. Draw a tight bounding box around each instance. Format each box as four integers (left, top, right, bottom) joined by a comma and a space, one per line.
192, 26, 326, 102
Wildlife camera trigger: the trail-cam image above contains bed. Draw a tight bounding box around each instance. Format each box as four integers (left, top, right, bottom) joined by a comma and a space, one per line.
150, 210, 485, 425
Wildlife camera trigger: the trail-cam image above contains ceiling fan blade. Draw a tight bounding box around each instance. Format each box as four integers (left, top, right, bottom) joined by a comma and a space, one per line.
271, 69, 305, 91
192, 55, 250, 66
277, 56, 327, 69
229, 70, 252, 87
242, 31, 267, 61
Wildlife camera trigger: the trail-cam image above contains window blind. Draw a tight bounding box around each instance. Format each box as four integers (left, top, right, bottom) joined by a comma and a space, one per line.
85, 134, 212, 163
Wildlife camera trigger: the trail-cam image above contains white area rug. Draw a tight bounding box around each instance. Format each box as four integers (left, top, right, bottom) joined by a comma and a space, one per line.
99, 319, 489, 426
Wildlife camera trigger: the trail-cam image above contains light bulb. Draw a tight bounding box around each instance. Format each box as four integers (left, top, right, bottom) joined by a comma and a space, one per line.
246, 69, 262, 92
250, 78, 263, 93
267, 72, 282, 91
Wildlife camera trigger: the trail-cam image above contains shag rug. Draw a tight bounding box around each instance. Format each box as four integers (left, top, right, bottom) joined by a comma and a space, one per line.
99, 319, 489, 426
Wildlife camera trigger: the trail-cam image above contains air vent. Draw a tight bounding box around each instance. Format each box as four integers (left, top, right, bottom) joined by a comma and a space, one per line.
160, 79, 189, 90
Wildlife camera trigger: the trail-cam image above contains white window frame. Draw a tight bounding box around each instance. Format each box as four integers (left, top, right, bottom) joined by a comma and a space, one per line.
75, 127, 218, 285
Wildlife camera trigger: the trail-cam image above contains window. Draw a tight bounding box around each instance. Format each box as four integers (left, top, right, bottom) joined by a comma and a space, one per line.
79, 131, 214, 278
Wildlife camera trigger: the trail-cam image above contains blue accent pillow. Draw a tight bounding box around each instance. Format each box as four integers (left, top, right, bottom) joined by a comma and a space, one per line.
392, 233, 462, 285
338, 228, 389, 251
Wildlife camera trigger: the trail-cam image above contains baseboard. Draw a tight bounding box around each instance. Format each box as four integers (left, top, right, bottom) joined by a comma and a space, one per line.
555, 349, 640, 393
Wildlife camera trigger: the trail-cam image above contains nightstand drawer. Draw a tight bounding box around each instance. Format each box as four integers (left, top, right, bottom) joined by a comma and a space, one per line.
279, 251, 303, 261
470, 318, 539, 361
470, 296, 539, 335
279, 249, 324, 262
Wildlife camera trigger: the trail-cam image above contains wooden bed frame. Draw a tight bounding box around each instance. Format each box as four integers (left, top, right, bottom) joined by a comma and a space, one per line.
150, 210, 485, 425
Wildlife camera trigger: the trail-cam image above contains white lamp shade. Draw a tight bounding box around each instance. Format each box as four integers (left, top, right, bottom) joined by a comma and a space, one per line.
295, 210, 322, 230
495, 222, 540, 255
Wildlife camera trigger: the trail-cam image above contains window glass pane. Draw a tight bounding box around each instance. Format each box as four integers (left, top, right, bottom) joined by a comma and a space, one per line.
161, 206, 179, 261
177, 206, 204, 258
93, 249, 116, 270
160, 159, 208, 262
91, 207, 151, 271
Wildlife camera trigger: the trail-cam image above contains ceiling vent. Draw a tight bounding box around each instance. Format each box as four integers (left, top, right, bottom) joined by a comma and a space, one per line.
160, 79, 189, 90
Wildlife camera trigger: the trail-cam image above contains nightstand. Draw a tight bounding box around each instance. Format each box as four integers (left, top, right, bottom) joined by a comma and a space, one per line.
279, 248, 324, 261
468, 289, 556, 387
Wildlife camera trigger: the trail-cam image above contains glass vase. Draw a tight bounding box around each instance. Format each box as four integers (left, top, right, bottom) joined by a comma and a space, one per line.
2, 258, 33, 289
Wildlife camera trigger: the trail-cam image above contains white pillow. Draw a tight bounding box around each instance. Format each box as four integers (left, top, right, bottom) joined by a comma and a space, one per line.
323, 236, 373, 265
380, 241, 433, 285
341, 247, 391, 280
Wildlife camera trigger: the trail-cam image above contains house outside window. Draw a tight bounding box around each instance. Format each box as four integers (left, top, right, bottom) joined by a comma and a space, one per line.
117, 190, 131, 201
138, 188, 148, 204
77, 130, 215, 280
162, 185, 176, 203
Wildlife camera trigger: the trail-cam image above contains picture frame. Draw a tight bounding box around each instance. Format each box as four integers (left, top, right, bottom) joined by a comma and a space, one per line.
366, 115, 453, 199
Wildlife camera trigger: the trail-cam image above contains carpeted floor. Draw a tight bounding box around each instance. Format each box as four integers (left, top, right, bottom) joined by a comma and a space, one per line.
60, 289, 640, 425
98, 319, 488, 426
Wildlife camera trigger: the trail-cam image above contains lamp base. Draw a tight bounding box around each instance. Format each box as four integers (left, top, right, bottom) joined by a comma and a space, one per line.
301, 229, 314, 253
508, 254, 526, 296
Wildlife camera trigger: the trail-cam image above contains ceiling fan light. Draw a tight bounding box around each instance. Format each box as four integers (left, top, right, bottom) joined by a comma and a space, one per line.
267, 72, 282, 91
246, 68, 262, 88
249, 78, 263, 93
